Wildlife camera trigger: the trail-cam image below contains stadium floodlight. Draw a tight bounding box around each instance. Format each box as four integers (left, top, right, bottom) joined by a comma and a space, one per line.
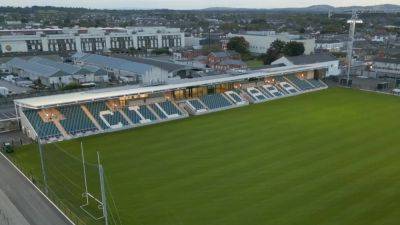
346, 11, 363, 86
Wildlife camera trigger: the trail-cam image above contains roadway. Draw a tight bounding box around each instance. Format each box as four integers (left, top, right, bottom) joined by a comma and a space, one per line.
0, 153, 72, 225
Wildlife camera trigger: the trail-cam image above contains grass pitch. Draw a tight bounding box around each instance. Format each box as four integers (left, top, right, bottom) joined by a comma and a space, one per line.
13, 88, 400, 225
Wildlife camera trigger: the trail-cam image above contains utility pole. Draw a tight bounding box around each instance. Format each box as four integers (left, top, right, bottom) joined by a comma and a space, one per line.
346, 10, 363, 86
38, 140, 48, 194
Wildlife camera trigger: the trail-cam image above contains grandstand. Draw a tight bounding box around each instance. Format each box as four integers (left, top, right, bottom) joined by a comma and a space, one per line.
15, 63, 329, 143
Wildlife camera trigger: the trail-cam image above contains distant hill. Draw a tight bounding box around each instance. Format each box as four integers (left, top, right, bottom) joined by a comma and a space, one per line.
201, 4, 400, 13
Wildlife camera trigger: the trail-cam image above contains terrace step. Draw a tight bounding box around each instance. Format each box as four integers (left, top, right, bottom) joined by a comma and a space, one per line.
80, 105, 103, 131
118, 109, 133, 125
53, 120, 70, 138
146, 105, 161, 120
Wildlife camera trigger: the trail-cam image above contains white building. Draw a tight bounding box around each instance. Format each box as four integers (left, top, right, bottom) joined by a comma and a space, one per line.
371, 58, 400, 78
0, 26, 184, 54
315, 40, 346, 52
227, 31, 315, 55
271, 53, 340, 77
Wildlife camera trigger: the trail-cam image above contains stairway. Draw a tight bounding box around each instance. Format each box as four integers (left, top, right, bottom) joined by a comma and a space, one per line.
52, 120, 70, 138
80, 105, 103, 131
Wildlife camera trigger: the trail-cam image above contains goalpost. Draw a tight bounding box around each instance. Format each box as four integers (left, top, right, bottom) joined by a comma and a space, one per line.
80, 142, 108, 225
37, 140, 110, 225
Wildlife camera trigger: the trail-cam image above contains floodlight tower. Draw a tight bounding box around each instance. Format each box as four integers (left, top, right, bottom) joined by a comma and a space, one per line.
346, 10, 363, 86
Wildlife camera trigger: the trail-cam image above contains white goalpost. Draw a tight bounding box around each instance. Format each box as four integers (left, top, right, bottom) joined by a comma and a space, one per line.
79, 142, 108, 225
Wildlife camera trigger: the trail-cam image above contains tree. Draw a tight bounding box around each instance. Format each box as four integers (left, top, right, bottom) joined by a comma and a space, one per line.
260, 40, 286, 65
227, 37, 250, 57
283, 41, 305, 56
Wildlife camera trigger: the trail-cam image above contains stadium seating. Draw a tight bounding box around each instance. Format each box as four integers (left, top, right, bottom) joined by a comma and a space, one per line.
158, 101, 182, 116
199, 93, 233, 110
224, 91, 247, 105
246, 87, 268, 102
123, 107, 142, 124
275, 79, 298, 94
85, 101, 128, 129
149, 103, 168, 119
286, 74, 314, 91
262, 85, 284, 97
24, 110, 61, 139
308, 79, 326, 88
138, 105, 158, 121
59, 105, 98, 135
188, 99, 207, 111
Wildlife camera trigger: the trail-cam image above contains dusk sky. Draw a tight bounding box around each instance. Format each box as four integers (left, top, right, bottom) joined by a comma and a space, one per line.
2, 0, 400, 10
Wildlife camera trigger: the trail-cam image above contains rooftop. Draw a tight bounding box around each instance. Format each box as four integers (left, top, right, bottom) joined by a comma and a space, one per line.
6, 58, 67, 77
28, 57, 86, 75
76, 54, 154, 75
285, 53, 338, 65
15, 62, 330, 109
114, 55, 193, 73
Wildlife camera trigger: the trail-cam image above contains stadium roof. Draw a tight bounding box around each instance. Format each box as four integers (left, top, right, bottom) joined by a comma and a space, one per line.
285, 54, 338, 65
6, 58, 67, 77
15, 62, 329, 109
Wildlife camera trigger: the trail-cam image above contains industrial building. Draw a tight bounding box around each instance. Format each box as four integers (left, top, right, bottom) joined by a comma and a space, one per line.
271, 53, 341, 76
5, 57, 108, 87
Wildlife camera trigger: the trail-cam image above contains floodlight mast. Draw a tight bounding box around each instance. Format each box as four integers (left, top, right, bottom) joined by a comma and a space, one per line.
346, 10, 363, 86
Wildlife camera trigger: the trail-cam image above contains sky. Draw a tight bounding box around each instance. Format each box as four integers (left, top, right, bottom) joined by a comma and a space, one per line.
1, 0, 399, 10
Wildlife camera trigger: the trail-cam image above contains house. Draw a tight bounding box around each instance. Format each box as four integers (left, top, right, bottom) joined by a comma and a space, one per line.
213, 59, 247, 72
271, 53, 341, 76
207, 51, 246, 72
207, 51, 241, 66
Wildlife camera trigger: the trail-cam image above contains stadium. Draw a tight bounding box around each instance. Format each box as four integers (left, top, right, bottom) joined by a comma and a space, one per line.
14, 62, 327, 143
10, 61, 400, 225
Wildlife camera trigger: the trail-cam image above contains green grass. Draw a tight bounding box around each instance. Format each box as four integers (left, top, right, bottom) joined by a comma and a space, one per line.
246, 59, 264, 69
12, 88, 400, 225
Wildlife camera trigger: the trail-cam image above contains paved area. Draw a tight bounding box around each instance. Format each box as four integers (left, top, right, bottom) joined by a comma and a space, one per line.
0, 130, 31, 145
0, 189, 30, 225
0, 154, 72, 225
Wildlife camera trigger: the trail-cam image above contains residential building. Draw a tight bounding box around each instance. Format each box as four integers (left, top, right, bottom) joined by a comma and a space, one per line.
315, 39, 346, 52
207, 51, 246, 72
371, 58, 400, 78
0, 26, 184, 54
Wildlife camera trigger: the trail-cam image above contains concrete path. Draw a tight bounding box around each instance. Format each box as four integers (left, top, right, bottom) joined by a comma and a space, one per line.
0, 153, 72, 225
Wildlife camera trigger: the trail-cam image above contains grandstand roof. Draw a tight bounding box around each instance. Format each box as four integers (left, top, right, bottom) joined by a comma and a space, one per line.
14, 63, 328, 109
